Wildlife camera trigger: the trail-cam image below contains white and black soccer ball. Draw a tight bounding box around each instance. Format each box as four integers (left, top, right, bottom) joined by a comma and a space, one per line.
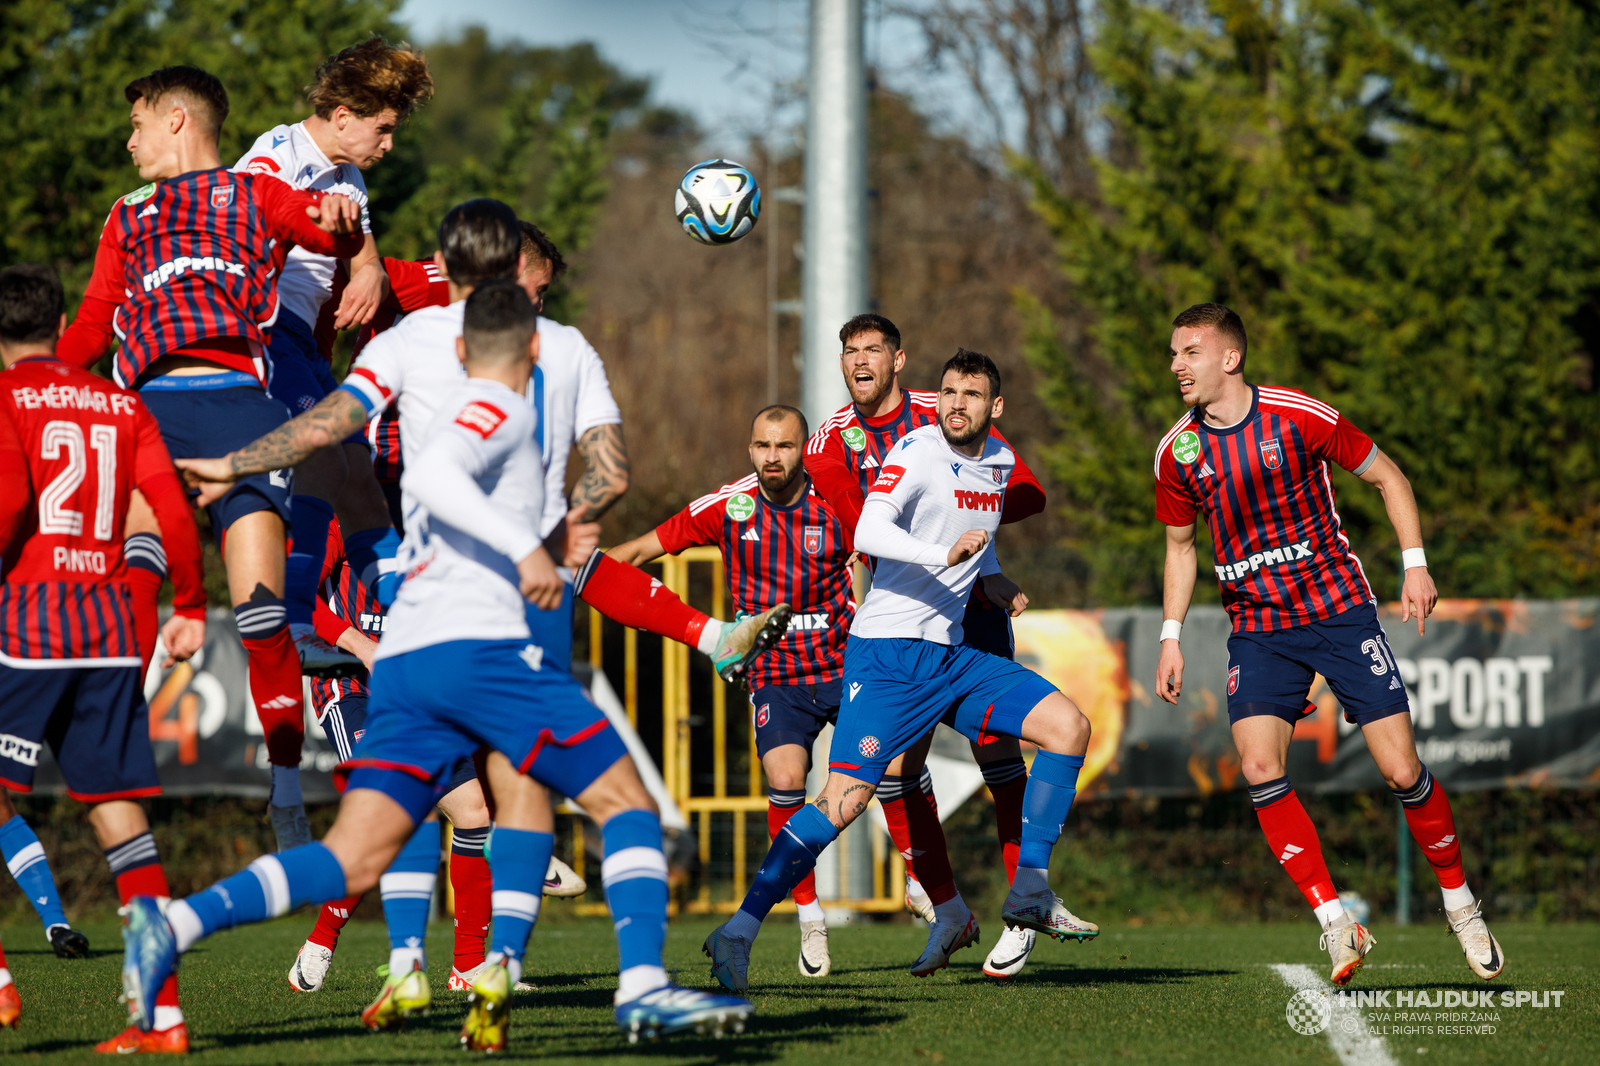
674, 159, 761, 245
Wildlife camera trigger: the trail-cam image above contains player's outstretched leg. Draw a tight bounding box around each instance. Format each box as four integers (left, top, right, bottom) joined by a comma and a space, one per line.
290, 894, 361, 992
877, 772, 936, 922
361, 820, 440, 1031
574, 553, 790, 682
0, 809, 88, 959
1000, 750, 1097, 941
94, 811, 191, 1053
0, 934, 17, 1029
768, 787, 829, 976
1248, 776, 1372, 984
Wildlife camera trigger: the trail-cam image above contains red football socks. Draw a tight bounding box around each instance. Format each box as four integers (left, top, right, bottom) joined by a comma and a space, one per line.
449, 851, 492, 971
990, 779, 1025, 885
240, 628, 305, 767
767, 796, 819, 905
1252, 783, 1339, 909
106, 835, 180, 1011
880, 775, 957, 904
576, 553, 712, 649
1396, 768, 1466, 890
307, 894, 362, 950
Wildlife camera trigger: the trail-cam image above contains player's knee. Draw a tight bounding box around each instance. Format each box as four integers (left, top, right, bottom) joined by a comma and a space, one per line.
1379, 756, 1421, 792
1025, 694, 1091, 754
1240, 754, 1286, 784
765, 764, 807, 791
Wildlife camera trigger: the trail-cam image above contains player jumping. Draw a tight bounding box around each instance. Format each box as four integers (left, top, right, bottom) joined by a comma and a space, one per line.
0, 264, 208, 1051
115, 281, 753, 1052
611, 403, 852, 978
55, 66, 365, 854
805, 314, 1048, 977
705, 350, 1098, 991
1153, 303, 1503, 985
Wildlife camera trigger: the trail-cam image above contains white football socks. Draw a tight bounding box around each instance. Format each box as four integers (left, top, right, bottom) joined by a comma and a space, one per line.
1441, 883, 1475, 911
1011, 866, 1049, 897
796, 899, 825, 923
153, 1005, 184, 1030
389, 946, 425, 976
616, 964, 670, 1004
1314, 899, 1347, 930
931, 893, 969, 924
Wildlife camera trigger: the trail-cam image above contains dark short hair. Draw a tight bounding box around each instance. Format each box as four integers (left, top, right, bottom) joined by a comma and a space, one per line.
941, 348, 1001, 397
0, 263, 65, 345
1172, 303, 1248, 368
751, 404, 808, 439
839, 313, 901, 353
307, 37, 434, 121
440, 199, 522, 289
518, 221, 568, 281
463, 280, 537, 365
125, 66, 229, 137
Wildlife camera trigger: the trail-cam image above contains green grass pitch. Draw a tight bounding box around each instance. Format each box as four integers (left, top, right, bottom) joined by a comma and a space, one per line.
0, 914, 1592, 1064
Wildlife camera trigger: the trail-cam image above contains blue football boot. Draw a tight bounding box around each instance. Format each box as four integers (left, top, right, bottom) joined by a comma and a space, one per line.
119, 896, 177, 1032
615, 984, 752, 1043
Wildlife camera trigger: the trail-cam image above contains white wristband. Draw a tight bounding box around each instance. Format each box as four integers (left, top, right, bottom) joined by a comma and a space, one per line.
1402, 547, 1427, 571
1160, 619, 1182, 643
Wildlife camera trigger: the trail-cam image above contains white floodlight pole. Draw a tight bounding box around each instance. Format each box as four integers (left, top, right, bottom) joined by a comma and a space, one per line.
800, 0, 867, 430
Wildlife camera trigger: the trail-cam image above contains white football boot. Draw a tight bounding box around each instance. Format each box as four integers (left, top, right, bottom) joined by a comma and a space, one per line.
449, 959, 536, 992
797, 919, 830, 977
903, 875, 936, 923
910, 903, 980, 977
287, 941, 334, 992
1001, 888, 1099, 942
1446, 902, 1505, 980
703, 923, 752, 992
543, 856, 587, 897
982, 924, 1038, 978
1320, 913, 1376, 986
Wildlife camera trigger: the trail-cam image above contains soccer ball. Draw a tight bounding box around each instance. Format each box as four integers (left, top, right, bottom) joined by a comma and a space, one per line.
674, 159, 761, 245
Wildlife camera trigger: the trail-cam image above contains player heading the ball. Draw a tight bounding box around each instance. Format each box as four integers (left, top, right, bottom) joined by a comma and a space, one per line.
1153, 302, 1502, 985
704, 350, 1099, 994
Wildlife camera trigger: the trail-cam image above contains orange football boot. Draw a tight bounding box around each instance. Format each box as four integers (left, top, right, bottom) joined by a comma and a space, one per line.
0, 981, 19, 1028
94, 1022, 190, 1054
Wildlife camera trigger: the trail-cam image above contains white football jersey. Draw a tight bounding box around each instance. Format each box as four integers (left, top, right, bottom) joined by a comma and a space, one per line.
234, 122, 372, 331
528, 317, 622, 536
379, 379, 544, 658
343, 302, 468, 468
849, 422, 1011, 644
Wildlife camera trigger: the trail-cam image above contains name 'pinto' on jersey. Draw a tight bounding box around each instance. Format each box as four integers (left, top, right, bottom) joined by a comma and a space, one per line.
654, 474, 853, 689
1154, 385, 1379, 633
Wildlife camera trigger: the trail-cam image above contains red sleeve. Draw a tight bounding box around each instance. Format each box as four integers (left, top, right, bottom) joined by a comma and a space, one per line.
1154, 446, 1199, 527
0, 405, 30, 552
57, 216, 128, 369
654, 500, 725, 556
1312, 412, 1376, 472
254, 177, 365, 259
991, 429, 1046, 525
804, 431, 866, 532
312, 523, 355, 645
385, 258, 447, 312
132, 406, 204, 617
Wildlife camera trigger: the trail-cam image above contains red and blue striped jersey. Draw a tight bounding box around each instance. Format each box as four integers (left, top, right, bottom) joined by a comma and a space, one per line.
1154, 385, 1379, 633
655, 474, 853, 688
804, 389, 1046, 531
310, 522, 385, 708
60, 169, 362, 387
0, 357, 205, 665
366, 407, 403, 483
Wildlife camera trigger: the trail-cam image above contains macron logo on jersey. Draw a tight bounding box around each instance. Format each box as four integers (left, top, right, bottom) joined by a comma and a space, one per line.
454, 401, 509, 439
1216, 539, 1314, 582
870, 465, 905, 494
142, 255, 248, 292
954, 488, 1002, 512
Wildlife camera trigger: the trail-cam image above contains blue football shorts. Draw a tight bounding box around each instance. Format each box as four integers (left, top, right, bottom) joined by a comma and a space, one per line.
141, 384, 292, 533
339, 638, 628, 825
524, 586, 575, 678
1226, 601, 1410, 727
0, 664, 160, 802
265, 310, 366, 447
749, 679, 842, 758
829, 637, 1057, 786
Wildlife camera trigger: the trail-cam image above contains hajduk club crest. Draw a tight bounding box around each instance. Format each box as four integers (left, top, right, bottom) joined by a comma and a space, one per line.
1260, 437, 1283, 471
803, 525, 823, 555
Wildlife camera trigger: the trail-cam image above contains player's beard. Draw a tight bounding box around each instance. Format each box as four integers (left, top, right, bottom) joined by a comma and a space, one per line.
848, 366, 892, 408
940, 407, 991, 449
759, 462, 802, 496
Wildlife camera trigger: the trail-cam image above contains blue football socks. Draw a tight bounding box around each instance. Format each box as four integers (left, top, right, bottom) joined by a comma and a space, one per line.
344, 526, 403, 607
380, 820, 441, 975
727, 803, 837, 941
167, 843, 346, 952
484, 826, 555, 986
0, 815, 69, 934
1015, 751, 1084, 894
285, 496, 336, 628
602, 810, 672, 1002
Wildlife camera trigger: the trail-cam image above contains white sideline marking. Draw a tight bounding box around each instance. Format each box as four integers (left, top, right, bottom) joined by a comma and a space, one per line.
1271, 963, 1399, 1066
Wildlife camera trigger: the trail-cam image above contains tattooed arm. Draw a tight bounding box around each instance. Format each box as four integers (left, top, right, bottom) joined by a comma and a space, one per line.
174, 390, 369, 506
566, 422, 631, 523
